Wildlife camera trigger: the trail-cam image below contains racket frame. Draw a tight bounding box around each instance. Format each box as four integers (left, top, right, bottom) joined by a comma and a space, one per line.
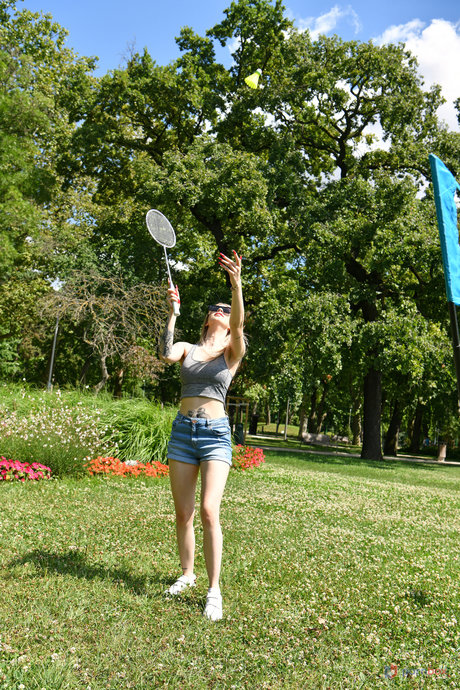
145, 209, 180, 316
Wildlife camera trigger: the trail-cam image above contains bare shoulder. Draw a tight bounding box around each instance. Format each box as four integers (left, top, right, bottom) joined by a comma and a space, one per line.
182, 342, 194, 357
162, 341, 194, 365
178, 342, 194, 362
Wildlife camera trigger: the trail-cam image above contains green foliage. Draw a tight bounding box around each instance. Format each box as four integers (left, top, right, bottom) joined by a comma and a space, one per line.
0, 0, 98, 384
99, 399, 177, 464
0, 399, 110, 477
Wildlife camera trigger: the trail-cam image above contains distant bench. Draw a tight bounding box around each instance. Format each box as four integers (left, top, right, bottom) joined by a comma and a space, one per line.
301, 433, 349, 446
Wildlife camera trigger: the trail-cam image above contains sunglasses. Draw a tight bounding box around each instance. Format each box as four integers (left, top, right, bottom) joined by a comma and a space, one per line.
208, 305, 231, 315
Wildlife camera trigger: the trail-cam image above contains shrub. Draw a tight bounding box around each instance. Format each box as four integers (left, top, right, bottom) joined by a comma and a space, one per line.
232, 445, 266, 471
0, 400, 114, 477
99, 400, 176, 464
0, 387, 176, 477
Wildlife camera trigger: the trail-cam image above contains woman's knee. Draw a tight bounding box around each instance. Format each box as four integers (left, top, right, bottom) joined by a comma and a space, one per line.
175, 506, 195, 525
200, 503, 219, 528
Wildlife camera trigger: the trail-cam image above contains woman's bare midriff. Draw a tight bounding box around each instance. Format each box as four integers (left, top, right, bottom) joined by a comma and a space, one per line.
179, 396, 226, 420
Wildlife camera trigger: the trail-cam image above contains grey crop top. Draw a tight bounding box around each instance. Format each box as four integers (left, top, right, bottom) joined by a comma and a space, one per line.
180, 345, 233, 404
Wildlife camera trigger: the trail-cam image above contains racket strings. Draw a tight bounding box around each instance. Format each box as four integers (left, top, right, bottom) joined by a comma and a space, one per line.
146, 211, 176, 248
151, 224, 175, 246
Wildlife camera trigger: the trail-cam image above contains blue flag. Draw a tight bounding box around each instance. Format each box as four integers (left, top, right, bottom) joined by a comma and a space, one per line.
429, 154, 460, 305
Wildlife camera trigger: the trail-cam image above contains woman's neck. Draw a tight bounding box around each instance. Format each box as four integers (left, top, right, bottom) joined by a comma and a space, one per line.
202, 329, 228, 352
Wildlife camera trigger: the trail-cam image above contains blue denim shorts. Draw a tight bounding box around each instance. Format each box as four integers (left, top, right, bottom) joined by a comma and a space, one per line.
167, 412, 232, 466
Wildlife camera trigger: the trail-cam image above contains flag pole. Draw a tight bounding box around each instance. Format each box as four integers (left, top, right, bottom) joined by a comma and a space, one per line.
447, 301, 460, 410
429, 153, 460, 410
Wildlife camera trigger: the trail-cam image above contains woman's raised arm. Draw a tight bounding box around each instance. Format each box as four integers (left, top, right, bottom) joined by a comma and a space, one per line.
159, 285, 189, 364
219, 251, 246, 362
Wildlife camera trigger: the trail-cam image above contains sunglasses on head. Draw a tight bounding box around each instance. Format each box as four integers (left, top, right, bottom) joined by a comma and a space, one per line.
208, 304, 231, 315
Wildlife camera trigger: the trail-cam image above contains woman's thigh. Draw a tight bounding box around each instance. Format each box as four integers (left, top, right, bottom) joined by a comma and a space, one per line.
169, 459, 200, 517
200, 461, 230, 515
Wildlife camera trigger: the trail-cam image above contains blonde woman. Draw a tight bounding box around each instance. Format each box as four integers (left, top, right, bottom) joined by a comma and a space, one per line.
159, 251, 245, 621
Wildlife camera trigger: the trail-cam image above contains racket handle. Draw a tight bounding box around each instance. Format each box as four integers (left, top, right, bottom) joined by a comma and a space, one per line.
170, 281, 180, 316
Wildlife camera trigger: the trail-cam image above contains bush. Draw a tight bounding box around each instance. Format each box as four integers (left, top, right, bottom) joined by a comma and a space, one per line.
99, 400, 176, 464
0, 386, 177, 477
0, 396, 114, 478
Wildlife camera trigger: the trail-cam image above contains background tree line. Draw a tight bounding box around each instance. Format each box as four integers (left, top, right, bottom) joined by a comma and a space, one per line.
1, 0, 460, 459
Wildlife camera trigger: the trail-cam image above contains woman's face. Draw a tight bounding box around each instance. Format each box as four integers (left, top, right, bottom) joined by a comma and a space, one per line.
207, 303, 231, 327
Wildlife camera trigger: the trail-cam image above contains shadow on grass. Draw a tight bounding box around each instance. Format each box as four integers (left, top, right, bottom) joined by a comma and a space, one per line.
263, 448, 448, 474
7, 549, 180, 599
7, 549, 205, 611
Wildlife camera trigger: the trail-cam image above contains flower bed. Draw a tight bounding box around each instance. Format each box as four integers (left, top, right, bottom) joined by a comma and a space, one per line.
86, 456, 169, 478
232, 445, 265, 471
0, 457, 51, 482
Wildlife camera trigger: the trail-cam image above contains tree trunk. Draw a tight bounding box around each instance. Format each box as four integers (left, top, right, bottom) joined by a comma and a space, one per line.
297, 392, 309, 439
314, 382, 328, 434
275, 410, 281, 435
307, 386, 318, 433
361, 367, 383, 460
351, 412, 362, 445
383, 398, 402, 456
113, 368, 124, 398
350, 395, 362, 445
79, 357, 92, 386
94, 355, 109, 394
409, 402, 424, 453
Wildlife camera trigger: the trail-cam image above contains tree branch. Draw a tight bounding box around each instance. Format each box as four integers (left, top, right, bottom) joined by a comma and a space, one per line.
252, 243, 301, 263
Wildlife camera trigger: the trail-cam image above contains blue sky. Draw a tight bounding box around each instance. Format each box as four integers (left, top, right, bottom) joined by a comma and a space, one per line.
20, 0, 460, 128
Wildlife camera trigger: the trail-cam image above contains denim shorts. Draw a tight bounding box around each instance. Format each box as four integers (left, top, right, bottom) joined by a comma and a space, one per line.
167, 412, 232, 466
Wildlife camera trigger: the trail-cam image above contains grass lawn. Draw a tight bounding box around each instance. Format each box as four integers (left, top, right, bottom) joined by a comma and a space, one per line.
1, 452, 459, 688
247, 433, 361, 455
251, 424, 361, 455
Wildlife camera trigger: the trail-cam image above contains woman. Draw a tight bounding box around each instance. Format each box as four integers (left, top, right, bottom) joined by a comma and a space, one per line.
159, 250, 245, 621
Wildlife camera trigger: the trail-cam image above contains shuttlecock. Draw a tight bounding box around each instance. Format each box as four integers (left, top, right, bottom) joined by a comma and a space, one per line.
244, 68, 262, 89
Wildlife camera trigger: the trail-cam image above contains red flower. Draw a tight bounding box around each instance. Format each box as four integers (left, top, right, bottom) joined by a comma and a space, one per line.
85, 457, 169, 478
232, 445, 265, 471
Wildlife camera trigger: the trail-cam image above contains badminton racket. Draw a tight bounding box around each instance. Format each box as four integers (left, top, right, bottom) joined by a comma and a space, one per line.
145, 209, 180, 316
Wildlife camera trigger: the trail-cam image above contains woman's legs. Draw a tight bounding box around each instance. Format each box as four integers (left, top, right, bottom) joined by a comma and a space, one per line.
169, 459, 199, 577
200, 460, 230, 589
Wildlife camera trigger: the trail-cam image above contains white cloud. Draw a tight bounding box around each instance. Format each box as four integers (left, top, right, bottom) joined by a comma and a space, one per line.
376, 18, 460, 131
377, 19, 425, 44
294, 5, 361, 40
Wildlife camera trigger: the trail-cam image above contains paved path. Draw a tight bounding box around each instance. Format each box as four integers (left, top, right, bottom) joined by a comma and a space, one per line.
246, 436, 460, 467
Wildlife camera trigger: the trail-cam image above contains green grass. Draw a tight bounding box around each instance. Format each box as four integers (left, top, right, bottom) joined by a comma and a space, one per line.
248, 431, 362, 455
1, 452, 459, 688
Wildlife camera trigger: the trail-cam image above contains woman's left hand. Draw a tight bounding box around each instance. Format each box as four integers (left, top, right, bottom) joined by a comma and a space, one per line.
219, 250, 242, 289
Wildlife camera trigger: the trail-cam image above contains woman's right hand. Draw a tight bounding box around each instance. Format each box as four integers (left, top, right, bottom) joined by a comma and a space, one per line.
167, 284, 180, 315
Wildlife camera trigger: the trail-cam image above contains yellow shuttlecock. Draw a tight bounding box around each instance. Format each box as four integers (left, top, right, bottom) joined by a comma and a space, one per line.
244, 68, 262, 89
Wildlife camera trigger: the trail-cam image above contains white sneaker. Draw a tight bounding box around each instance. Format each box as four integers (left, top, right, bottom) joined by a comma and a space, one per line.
166, 574, 196, 596
203, 588, 223, 621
